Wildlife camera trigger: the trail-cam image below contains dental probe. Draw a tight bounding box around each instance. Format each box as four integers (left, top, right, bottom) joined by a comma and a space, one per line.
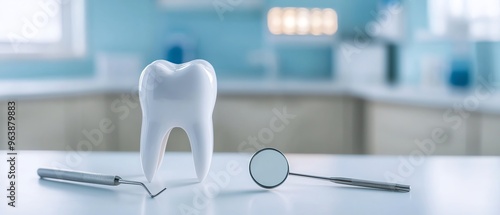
37, 168, 166, 198
289, 172, 410, 192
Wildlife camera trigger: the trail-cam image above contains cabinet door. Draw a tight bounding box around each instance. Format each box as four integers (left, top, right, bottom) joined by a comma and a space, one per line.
112, 97, 143, 151
365, 102, 471, 155
13, 99, 68, 150
213, 95, 356, 154
65, 95, 116, 151
479, 114, 500, 155
0, 96, 120, 151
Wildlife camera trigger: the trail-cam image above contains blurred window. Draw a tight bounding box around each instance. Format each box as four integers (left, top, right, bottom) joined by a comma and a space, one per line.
0, 0, 85, 57
429, 0, 500, 40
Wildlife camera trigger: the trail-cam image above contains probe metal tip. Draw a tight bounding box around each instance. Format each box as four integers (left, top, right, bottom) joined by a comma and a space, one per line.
119, 179, 167, 198
151, 187, 167, 198
395, 184, 411, 192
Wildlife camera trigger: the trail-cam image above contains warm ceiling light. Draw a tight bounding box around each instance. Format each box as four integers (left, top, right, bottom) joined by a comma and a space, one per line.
282, 8, 297, 35
296, 8, 310, 35
310, 8, 323, 35
267, 7, 338, 36
268, 7, 282, 35
322, 8, 338, 35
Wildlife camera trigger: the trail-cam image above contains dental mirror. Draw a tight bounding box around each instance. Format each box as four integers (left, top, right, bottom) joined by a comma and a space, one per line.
249, 148, 410, 192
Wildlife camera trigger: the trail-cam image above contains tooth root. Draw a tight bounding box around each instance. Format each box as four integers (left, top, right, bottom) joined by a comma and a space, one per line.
185, 119, 214, 182
140, 120, 173, 182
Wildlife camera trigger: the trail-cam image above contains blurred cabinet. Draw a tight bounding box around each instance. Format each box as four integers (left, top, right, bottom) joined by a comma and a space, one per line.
365, 102, 482, 155
479, 114, 500, 155
0, 94, 363, 154
65, 95, 116, 151
212, 95, 362, 154
0, 97, 115, 151
5, 94, 500, 155
18, 99, 67, 151
115, 95, 363, 154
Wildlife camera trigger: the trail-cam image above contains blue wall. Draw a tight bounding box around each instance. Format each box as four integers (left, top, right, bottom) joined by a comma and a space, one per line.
0, 0, 378, 80
1, 0, 498, 85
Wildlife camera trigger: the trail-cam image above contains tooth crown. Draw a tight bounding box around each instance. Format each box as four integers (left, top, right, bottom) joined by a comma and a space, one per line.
139, 59, 217, 182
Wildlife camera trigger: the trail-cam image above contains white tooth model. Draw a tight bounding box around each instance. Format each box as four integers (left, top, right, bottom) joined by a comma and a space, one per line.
138, 59, 217, 182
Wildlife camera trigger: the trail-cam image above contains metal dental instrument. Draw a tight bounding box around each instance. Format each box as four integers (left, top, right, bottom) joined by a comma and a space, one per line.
249, 148, 410, 192
288, 172, 410, 192
37, 168, 167, 198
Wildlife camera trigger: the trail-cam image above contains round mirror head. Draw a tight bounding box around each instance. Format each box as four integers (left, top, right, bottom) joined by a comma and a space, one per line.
249, 148, 289, 189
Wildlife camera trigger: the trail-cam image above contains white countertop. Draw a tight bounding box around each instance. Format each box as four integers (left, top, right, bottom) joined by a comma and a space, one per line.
1, 79, 500, 114
1, 151, 499, 215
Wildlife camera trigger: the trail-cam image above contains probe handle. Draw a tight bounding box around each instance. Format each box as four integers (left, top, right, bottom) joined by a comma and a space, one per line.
37, 168, 120, 186
331, 177, 410, 192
